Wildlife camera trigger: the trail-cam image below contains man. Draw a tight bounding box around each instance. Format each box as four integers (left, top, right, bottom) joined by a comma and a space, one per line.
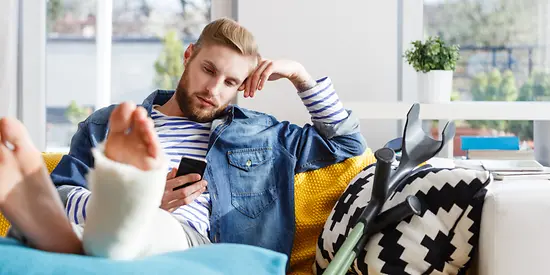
49, 17, 366, 259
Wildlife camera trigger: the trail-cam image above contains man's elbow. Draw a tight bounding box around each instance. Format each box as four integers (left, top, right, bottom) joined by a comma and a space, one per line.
334, 132, 368, 157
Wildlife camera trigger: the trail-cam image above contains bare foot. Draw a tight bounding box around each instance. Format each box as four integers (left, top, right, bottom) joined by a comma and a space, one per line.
104, 102, 162, 171
0, 117, 82, 254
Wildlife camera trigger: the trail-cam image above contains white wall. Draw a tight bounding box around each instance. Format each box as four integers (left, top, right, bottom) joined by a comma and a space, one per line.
0, 0, 18, 118
235, 0, 400, 149
211, 0, 236, 20
401, 0, 423, 104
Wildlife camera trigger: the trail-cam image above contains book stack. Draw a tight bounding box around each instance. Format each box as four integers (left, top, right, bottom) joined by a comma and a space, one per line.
480, 159, 550, 180
459, 136, 547, 181
461, 136, 535, 160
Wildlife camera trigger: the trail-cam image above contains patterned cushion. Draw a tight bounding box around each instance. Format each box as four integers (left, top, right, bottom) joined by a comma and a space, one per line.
316, 164, 491, 275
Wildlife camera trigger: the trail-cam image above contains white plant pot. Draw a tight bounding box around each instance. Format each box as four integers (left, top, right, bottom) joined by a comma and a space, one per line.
417, 70, 453, 103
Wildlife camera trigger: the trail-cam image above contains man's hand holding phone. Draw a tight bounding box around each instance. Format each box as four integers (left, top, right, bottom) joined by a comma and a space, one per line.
160, 157, 208, 212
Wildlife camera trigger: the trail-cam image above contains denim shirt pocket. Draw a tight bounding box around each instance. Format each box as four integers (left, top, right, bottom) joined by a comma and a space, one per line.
227, 147, 278, 218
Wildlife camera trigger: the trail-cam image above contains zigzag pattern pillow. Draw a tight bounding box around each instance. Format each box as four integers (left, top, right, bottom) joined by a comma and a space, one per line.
315, 164, 491, 275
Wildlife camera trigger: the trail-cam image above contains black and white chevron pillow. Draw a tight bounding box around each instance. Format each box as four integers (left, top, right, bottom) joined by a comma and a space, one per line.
315, 164, 491, 275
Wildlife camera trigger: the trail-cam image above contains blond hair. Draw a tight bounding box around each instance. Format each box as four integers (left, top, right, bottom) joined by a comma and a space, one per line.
194, 17, 260, 60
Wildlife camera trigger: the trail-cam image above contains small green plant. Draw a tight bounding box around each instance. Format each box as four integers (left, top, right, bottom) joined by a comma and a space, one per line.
65, 100, 91, 125
404, 36, 460, 73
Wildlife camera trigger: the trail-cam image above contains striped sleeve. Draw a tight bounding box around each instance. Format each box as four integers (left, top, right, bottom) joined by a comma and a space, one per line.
65, 187, 91, 225
298, 77, 348, 124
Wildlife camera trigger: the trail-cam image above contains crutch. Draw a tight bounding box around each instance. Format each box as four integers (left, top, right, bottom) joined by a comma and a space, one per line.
323, 103, 455, 275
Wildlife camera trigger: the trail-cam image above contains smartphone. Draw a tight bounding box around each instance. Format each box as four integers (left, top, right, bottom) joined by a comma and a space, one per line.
173, 156, 207, 191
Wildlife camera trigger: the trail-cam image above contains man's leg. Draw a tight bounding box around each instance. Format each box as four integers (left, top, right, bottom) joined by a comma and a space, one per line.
0, 117, 82, 254
137, 209, 211, 258
82, 102, 204, 259
0, 103, 206, 259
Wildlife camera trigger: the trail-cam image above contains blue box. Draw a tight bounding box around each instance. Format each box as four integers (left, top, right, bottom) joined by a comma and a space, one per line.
460, 136, 520, 151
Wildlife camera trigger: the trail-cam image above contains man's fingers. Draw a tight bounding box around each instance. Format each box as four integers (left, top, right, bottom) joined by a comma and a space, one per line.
171, 168, 178, 178
244, 59, 271, 98
238, 83, 246, 91
163, 179, 207, 203
166, 168, 177, 180
178, 179, 207, 198
243, 78, 249, 97
258, 62, 274, 91
251, 60, 271, 97
163, 186, 206, 211
182, 186, 206, 205
165, 173, 201, 190
245, 77, 252, 98
162, 186, 207, 211
163, 199, 186, 212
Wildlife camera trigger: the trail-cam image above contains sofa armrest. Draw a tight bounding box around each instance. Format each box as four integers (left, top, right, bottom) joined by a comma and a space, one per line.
477, 180, 550, 275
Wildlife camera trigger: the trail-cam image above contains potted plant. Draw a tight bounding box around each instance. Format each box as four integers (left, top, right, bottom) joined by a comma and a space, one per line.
404, 36, 460, 103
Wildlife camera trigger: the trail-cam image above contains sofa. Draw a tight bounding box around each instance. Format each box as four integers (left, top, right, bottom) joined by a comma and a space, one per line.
0, 151, 377, 275
474, 178, 550, 275
0, 152, 547, 275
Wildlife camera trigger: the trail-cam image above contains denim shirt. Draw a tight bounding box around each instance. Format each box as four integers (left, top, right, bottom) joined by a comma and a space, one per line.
50, 89, 367, 260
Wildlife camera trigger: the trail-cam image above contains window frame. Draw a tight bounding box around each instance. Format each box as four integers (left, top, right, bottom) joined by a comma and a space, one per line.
23, 0, 547, 155
20, 0, 47, 151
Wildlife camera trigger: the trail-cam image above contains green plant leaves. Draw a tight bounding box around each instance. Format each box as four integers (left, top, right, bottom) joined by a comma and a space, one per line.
154, 30, 185, 90
468, 69, 550, 140
404, 36, 460, 73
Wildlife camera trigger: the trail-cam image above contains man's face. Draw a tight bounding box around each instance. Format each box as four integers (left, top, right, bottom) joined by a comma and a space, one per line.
175, 44, 255, 122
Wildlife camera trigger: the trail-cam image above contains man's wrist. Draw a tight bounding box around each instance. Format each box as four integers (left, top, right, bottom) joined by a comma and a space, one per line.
290, 67, 317, 92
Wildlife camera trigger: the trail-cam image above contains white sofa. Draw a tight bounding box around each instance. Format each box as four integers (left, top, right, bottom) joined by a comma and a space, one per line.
474, 179, 550, 275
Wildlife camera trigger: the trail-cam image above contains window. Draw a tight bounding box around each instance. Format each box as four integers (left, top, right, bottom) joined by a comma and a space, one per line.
46, 0, 96, 151
45, 0, 211, 152
423, 0, 550, 156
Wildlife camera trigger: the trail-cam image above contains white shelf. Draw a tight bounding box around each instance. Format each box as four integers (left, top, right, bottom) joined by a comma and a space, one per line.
343, 101, 550, 121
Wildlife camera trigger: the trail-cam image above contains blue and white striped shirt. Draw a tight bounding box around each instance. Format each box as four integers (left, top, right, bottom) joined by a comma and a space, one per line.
150, 107, 212, 237
64, 76, 346, 238
300, 77, 348, 124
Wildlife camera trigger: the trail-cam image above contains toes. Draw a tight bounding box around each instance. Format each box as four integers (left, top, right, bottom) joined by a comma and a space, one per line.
105, 104, 162, 171
0, 142, 20, 202
131, 106, 148, 126
0, 139, 12, 163
109, 102, 136, 134
0, 117, 34, 153
131, 107, 160, 159
0, 117, 42, 176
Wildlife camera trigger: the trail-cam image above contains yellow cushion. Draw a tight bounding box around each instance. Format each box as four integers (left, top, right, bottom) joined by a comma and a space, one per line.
42, 153, 64, 173
0, 211, 8, 237
289, 150, 375, 275
0, 153, 64, 237
0, 151, 376, 275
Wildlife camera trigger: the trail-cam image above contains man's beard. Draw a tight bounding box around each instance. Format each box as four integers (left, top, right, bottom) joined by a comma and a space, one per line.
175, 68, 228, 123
